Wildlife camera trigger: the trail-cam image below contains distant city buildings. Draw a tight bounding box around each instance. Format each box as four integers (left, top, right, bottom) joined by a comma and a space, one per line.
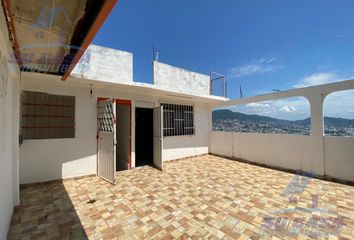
213, 119, 354, 136
324, 126, 354, 137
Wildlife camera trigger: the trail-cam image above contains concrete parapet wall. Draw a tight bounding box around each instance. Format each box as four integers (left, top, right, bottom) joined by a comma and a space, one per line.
153, 61, 210, 96
72, 44, 133, 84
210, 131, 354, 182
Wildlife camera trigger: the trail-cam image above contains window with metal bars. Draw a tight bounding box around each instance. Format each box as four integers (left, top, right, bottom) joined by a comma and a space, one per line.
161, 103, 195, 137
21, 91, 75, 139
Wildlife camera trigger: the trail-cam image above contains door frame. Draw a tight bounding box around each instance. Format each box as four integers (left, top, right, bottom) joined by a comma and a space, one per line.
97, 97, 132, 171
153, 105, 163, 170
96, 98, 116, 184
116, 99, 132, 169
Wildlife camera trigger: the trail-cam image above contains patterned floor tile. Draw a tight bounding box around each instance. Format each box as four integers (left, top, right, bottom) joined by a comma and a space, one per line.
7, 155, 354, 239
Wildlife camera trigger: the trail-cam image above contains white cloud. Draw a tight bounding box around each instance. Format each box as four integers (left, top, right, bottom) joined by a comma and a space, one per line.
279, 106, 297, 113
226, 89, 354, 120
229, 57, 283, 78
223, 70, 354, 120
228, 97, 310, 120
290, 72, 354, 118
251, 57, 276, 64
324, 89, 354, 119
293, 73, 338, 88
246, 102, 271, 108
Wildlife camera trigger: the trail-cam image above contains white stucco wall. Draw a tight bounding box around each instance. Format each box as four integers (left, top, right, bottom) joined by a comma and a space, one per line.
153, 61, 210, 96
72, 44, 133, 84
324, 137, 354, 182
20, 75, 212, 184
0, 6, 20, 239
163, 102, 210, 161
19, 84, 97, 184
210, 131, 354, 182
217, 79, 354, 178
210, 132, 312, 172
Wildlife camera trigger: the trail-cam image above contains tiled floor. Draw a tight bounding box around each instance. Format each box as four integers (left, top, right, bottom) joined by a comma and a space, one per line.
8, 155, 354, 240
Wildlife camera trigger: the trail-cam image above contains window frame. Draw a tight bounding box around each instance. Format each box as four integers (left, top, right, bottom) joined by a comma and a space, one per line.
21, 91, 76, 140
161, 103, 195, 137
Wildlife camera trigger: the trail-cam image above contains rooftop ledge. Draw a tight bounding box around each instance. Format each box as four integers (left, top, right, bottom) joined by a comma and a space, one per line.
22, 71, 228, 104
70, 44, 226, 99
219, 78, 354, 108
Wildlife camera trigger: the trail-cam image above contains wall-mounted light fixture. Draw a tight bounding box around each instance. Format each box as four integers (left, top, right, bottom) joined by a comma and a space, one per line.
89, 84, 93, 98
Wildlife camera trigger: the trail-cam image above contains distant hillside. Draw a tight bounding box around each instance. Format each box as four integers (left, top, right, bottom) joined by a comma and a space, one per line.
213, 109, 354, 127
212, 109, 294, 124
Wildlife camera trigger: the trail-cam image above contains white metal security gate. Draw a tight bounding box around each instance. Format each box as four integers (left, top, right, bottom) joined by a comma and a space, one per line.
153, 106, 163, 170
97, 99, 116, 184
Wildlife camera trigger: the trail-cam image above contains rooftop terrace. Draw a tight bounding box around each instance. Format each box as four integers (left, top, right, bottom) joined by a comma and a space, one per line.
8, 155, 354, 239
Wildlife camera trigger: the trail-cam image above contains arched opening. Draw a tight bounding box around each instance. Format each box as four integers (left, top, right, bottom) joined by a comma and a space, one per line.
323, 89, 354, 137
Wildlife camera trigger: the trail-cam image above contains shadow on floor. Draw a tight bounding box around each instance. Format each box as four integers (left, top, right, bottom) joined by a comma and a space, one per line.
8, 180, 88, 240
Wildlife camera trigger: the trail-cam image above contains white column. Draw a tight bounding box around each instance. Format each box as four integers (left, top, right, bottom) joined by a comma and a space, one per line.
306, 93, 325, 177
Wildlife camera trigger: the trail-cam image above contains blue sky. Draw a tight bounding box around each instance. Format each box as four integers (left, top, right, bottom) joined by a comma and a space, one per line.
93, 0, 354, 120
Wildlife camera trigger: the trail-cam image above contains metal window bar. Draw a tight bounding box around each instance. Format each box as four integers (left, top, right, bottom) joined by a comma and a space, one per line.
97, 100, 114, 133
183, 105, 194, 135
162, 103, 194, 137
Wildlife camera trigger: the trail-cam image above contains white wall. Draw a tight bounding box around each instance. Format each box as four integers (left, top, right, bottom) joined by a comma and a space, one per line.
324, 137, 354, 182
20, 84, 97, 184
0, 5, 20, 239
163, 102, 210, 161
153, 61, 210, 96
20, 76, 212, 183
217, 79, 354, 177
210, 132, 312, 172
210, 131, 354, 182
209, 132, 234, 157
72, 44, 133, 84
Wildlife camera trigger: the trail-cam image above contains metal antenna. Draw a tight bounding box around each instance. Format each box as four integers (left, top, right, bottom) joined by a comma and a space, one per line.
152, 46, 159, 61
210, 72, 226, 97
152, 46, 155, 61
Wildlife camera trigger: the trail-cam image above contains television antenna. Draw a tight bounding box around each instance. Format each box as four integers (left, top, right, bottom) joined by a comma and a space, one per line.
152, 46, 159, 61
